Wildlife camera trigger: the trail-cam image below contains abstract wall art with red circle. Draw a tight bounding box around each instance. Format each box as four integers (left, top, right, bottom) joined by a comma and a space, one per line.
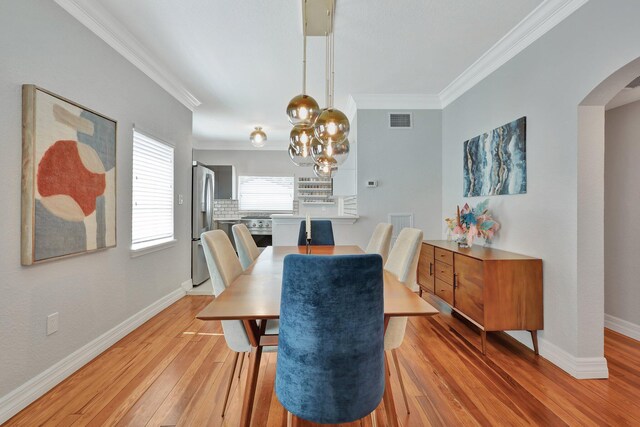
21, 85, 117, 265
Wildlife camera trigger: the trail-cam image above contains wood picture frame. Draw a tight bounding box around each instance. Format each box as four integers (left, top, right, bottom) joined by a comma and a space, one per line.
21, 85, 117, 265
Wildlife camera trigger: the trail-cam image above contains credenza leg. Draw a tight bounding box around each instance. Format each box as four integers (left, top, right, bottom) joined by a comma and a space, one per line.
529, 330, 539, 355
480, 330, 487, 355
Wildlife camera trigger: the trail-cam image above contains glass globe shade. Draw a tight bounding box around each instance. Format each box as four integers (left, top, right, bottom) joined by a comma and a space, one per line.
289, 125, 314, 151
288, 145, 314, 167
311, 139, 350, 167
314, 108, 350, 144
313, 163, 336, 178
249, 127, 267, 148
286, 94, 320, 126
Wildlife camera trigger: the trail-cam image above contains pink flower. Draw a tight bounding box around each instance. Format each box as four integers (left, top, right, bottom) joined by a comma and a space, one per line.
453, 225, 464, 235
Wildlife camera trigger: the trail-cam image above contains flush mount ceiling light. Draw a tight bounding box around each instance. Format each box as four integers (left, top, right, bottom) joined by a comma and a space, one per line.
249, 126, 267, 147
285, 0, 350, 179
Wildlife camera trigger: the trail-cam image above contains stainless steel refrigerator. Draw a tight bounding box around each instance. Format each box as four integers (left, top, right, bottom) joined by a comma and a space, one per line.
192, 162, 215, 286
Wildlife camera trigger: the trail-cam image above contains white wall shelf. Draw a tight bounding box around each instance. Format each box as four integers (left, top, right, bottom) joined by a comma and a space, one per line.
297, 177, 334, 205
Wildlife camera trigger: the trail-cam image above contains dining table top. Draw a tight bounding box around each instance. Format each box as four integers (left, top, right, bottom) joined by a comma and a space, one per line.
196, 245, 439, 321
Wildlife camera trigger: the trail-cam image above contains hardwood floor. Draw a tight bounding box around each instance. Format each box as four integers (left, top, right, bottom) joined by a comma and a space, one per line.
5, 295, 640, 426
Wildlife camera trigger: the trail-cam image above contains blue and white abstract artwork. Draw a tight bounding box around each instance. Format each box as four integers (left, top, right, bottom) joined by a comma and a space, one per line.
463, 117, 527, 197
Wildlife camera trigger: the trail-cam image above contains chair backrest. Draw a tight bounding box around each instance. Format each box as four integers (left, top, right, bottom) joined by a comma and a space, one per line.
383, 227, 423, 350
297, 220, 335, 246
276, 254, 385, 424
201, 230, 250, 353
232, 223, 261, 270
365, 223, 393, 264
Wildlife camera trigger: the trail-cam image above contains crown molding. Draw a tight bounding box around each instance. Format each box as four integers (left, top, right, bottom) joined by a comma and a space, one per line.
439, 0, 589, 108
53, 0, 201, 111
350, 93, 442, 110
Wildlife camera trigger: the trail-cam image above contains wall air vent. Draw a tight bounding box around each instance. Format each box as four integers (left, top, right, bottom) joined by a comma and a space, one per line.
626, 76, 640, 89
388, 112, 412, 129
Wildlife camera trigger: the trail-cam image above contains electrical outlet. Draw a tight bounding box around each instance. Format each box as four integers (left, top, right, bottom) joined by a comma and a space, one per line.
47, 312, 59, 335
178, 194, 184, 205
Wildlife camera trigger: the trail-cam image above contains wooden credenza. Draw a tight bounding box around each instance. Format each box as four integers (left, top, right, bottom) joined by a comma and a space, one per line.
418, 240, 543, 355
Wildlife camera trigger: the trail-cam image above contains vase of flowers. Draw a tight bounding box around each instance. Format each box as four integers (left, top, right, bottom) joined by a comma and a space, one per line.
445, 199, 500, 248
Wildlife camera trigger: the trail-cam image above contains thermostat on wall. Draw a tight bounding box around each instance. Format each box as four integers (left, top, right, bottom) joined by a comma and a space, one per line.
366, 180, 378, 188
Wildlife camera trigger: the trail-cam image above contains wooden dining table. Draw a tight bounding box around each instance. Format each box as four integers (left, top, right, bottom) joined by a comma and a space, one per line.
197, 245, 439, 427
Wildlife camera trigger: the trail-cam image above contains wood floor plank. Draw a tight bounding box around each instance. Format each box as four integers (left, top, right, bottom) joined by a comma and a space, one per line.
5, 295, 640, 427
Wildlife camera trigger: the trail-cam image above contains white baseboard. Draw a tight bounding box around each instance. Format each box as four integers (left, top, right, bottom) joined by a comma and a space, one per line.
0, 286, 186, 424
538, 338, 609, 379
605, 314, 640, 341
505, 331, 609, 379
187, 278, 214, 296
180, 278, 193, 292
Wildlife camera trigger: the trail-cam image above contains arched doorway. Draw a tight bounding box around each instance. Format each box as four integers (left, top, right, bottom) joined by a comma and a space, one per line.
577, 57, 640, 369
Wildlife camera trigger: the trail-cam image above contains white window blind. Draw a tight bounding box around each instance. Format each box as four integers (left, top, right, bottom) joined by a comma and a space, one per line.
131, 131, 174, 249
238, 176, 294, 211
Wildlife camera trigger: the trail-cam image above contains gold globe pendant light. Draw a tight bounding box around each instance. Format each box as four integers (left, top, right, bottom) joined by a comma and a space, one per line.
287, 95, 320, 126
286, 14, 320, 127
314, 12, 350, 146
289, 124, 314, 152
313, 163, 337, 178
288, 144, 315, 167
311, 137, 350, 166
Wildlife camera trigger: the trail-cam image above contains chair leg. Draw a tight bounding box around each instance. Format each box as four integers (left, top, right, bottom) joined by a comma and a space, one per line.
370, 410, 378, 427
221, 351, 241, 418
238, 351, 246, 379
287, 411, 293, 427
391, 349, 410, 414
385, 351, 391, 377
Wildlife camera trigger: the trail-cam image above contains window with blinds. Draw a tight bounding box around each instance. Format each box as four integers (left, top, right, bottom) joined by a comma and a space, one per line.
238, 176, 294, 211
131, 131, 175, 249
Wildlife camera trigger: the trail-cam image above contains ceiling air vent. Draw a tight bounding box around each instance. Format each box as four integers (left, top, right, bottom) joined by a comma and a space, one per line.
388, 112, 412, 129
627, 76, 640, 89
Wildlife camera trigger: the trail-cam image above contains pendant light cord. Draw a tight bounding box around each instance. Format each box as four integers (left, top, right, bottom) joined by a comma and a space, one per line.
302, 3, 307, 95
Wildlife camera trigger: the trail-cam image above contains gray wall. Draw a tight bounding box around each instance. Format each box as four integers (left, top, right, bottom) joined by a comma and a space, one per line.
442, 0, 640, 359
354, 109, 442, 248
0, 0, 192, 402
605, 100, 640, 327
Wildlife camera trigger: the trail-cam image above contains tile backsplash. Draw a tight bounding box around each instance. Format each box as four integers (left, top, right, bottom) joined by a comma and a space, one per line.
213, 199, 299, 219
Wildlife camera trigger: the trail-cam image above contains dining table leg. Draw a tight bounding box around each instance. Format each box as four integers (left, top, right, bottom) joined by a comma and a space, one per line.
240, 344, 263, 427
382, 353, 399, 427
382, 316, 399, 427
239, 319, 266, 427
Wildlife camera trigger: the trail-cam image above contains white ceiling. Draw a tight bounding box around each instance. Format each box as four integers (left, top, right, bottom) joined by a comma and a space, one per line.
66, 0, 551, 149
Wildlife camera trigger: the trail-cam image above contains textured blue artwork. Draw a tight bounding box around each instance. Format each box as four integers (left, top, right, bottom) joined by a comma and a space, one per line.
463, 117, 526, 197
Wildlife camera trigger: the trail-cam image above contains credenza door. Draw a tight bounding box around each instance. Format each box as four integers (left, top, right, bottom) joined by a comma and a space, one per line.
453, 253, 484, 325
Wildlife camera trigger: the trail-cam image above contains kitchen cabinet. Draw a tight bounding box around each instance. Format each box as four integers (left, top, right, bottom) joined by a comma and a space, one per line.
418, 240, 543, 355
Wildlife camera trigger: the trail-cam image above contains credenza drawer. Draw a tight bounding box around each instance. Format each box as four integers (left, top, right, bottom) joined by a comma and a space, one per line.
435, 279, 454, 305
435, 260, 454, 285
435, 248, 453, 265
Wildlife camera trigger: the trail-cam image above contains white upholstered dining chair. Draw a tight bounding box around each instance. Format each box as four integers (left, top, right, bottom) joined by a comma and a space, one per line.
201, 230, 278, 417
365, 223, 393, 264
232, 223, 261, 270
383, 227, 423, 414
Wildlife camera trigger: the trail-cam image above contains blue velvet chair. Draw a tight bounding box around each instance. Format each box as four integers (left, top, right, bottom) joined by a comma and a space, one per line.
275, 254, 385, 424
297, 220, 335, 246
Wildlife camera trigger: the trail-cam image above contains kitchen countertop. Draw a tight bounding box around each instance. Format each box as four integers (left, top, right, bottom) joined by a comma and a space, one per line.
271, 214, 359, 224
